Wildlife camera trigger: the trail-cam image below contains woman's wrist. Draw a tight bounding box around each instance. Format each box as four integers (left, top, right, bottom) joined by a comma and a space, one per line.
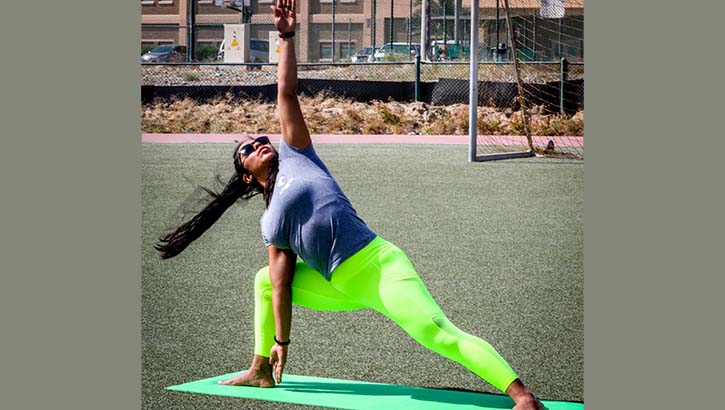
274, 335, 290, 346
278, 31, 295, 39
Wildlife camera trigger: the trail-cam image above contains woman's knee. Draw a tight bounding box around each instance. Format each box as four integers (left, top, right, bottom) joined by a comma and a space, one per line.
407, 314, 462, 349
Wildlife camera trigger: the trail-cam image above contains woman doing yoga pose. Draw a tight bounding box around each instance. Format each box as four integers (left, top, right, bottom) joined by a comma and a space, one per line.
156, 1, 544, 408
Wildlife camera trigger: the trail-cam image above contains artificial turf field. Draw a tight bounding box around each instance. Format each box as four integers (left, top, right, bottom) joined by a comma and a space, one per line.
142, 142, 583, 410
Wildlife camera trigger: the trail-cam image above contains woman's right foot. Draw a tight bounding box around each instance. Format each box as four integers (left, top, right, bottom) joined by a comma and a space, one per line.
217, 354, 275, 388
218, 369, 275, 387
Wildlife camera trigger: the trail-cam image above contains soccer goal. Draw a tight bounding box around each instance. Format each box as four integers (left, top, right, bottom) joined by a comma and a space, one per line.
469, 0, 584, 161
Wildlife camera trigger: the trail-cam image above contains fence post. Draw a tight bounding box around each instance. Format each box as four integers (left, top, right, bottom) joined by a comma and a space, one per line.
187, 0, 196, 62
414, 54, 421, 102
332, 0, 336, 62
560, 57, 569, 114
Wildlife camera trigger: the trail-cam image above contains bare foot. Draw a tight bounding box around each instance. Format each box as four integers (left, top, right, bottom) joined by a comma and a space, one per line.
218, 368, 275, 388
506, 379, 545, 410
217, 354, 275, 388
512, 393, 545, 410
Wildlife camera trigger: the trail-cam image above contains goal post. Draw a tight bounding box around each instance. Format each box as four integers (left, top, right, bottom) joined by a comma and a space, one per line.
470, 0, 584, 161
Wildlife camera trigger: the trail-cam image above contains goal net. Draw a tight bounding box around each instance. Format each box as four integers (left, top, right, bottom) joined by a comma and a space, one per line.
472, 0, 584, 161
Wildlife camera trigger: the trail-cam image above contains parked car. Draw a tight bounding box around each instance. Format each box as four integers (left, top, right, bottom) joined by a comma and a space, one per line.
350, 46, 377, 63
217, 38, 269, 62
141, 44, 187, 62
373, 43, 420, 61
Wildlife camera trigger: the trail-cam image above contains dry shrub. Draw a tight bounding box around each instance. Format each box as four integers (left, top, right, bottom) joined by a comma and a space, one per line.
478, 113, 505, 135
569, 111, 584, 135
509, 112, 526, 135
447, 104, 470, 134
423, 109, 454, 135
371, 100, 401, 126
142, 95, 583, 136
338, 104, 367, 134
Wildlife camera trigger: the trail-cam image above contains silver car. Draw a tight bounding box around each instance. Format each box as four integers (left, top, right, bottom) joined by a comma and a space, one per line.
142, 45, 187, 62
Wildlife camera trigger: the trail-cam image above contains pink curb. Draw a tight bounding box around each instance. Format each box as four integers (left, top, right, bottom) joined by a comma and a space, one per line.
142, 133, 583, 147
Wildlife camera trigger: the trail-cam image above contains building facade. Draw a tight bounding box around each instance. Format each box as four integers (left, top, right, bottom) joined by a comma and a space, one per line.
141, 0, 583, 62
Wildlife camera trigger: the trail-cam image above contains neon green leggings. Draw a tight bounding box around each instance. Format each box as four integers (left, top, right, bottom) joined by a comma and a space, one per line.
253, 236, 519, 392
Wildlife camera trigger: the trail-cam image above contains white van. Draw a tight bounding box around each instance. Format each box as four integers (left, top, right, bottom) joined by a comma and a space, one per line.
217, 38, 269, 62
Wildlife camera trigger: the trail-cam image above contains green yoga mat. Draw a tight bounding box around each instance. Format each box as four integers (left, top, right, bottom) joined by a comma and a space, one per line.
167, 373, 583, 410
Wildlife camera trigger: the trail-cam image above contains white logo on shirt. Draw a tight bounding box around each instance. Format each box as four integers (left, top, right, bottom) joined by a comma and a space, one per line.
279, 176, 295, 194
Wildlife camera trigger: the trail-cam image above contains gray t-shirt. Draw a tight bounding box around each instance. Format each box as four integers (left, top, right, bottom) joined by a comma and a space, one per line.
260, 140, 376, 280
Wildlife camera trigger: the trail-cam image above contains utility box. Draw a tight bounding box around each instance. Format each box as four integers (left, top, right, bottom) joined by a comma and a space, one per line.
268, 31, 280, 63
223, 24, 250, 63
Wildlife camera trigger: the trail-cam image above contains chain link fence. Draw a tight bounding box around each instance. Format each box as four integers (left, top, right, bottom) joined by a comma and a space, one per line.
142, 1, 583, 157
143, 60, 581, 114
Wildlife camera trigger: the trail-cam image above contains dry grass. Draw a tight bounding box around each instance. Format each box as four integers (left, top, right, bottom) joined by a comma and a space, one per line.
142, 95, 584, 136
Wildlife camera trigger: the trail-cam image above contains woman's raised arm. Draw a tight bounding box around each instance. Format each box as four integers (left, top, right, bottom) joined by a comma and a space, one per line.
272, 0, 311, 150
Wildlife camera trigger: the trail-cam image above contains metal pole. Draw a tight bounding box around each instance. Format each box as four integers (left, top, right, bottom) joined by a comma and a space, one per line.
372, 0, 377, 48
409, 0, 413, 50
532, 11, 537, 60
414, 53, 421, 101
560, 57, 568, 114
462, 15, 467, 56
390, 0, 394, 50
505, 16, 509, 61
454, 0, 461, 44
468, 0, 479, 162
503, 0, 533, 151
187, 0, 195, 61
332, 0, 336, 62
420, 0, 428, 60
558, 17, 562, 59
495, 0, 499, 53
348, 18, 352, 60
443, 3, 447, 48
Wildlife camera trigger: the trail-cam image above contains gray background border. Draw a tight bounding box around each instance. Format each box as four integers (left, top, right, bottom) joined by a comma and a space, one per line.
3, 1, 724, 409
1, 2, 141, 410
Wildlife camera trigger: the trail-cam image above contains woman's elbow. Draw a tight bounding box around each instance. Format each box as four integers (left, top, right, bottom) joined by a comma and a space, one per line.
271, 274, 293, 290
277, 82, 297, 96
271, 281, 292, 296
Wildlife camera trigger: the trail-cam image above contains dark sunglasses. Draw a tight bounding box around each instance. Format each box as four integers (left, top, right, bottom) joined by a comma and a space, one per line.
238, 136, 271, 157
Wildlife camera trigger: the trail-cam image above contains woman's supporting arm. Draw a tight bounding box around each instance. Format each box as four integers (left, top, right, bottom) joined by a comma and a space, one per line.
267, 244, 296, 382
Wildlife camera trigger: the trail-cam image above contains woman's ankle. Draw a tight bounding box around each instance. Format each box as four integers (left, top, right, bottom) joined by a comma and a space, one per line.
505, 379, 534, 403
250, 354, 272, 373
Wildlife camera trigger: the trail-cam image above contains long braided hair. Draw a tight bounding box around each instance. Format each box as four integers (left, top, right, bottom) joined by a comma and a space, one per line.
155, 139, 278, 259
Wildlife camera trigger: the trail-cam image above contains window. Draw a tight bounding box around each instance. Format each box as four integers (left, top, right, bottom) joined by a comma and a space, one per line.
319, 43, 333, 60
340, 43, 356, 59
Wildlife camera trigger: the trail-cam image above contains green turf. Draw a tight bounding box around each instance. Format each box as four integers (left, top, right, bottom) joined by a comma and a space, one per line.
168, 373, 584, 410
143, 143, 583, 410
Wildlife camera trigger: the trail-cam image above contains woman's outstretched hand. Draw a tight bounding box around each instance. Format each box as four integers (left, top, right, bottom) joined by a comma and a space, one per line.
271, 0, 296, 34
269, 344, 288, 383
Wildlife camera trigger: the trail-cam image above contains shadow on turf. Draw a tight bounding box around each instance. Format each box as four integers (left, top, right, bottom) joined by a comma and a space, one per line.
281, 380, 514, 409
